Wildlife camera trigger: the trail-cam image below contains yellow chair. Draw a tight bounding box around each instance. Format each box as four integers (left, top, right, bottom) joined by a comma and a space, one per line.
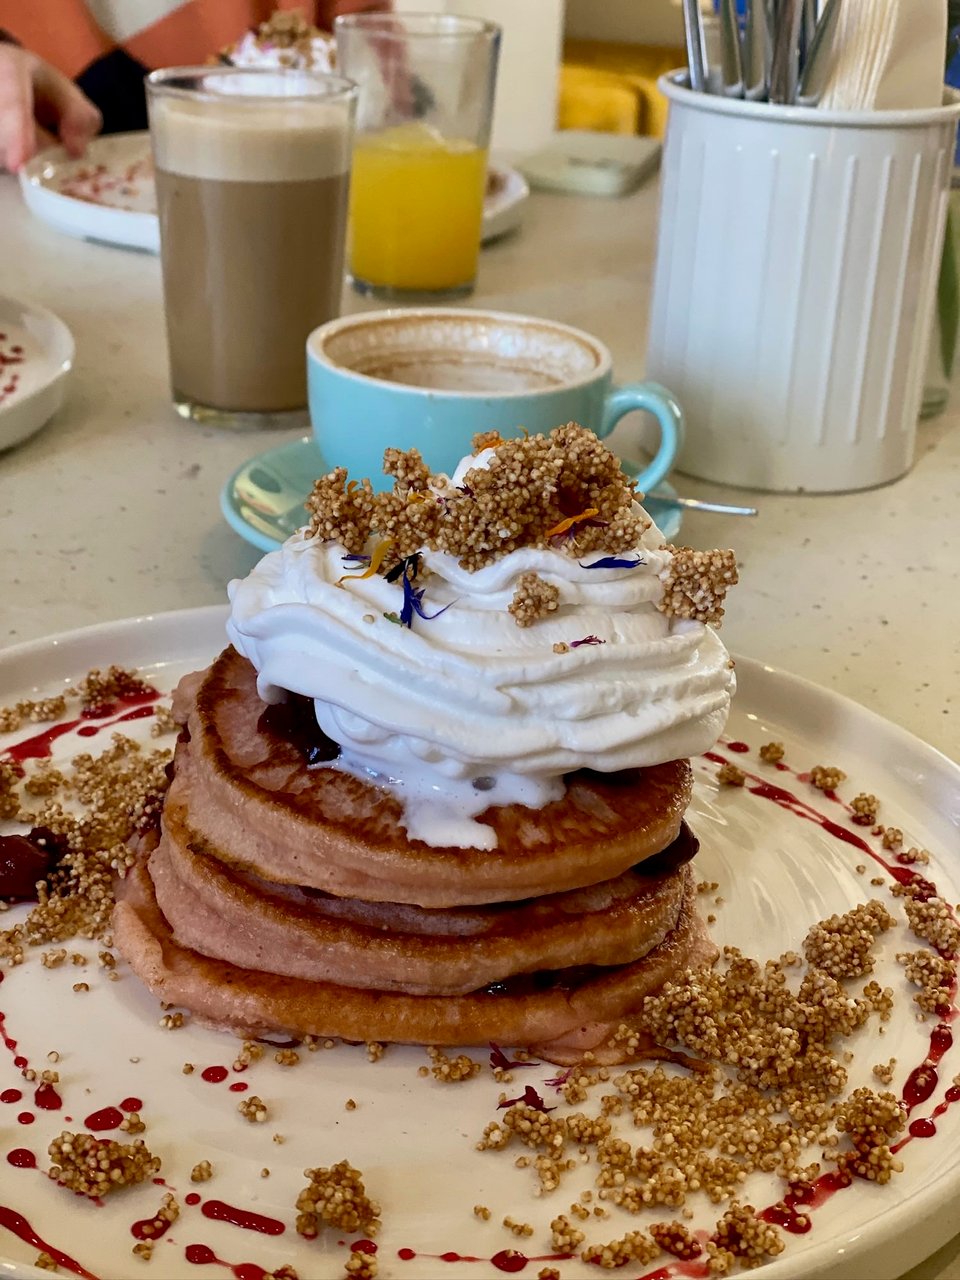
559, 39, 685, 138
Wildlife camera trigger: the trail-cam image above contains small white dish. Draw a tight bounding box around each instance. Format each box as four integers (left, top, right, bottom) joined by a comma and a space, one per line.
0, 296, 74, 452
19, 132, 527, 254
18, 132, 159, 254
483, 163, 530, 241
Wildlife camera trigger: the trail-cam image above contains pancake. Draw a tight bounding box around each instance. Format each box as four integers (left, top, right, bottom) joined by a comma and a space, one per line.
113, 856, 717, 1049
148, 808, 698, 996
171, 648, 694, 908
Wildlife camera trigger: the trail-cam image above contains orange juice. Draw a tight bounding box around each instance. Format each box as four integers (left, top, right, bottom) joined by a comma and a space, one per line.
348, 123, 488, 293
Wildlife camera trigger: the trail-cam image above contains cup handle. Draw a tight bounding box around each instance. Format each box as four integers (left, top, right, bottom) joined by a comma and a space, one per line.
599, 381, 684, 492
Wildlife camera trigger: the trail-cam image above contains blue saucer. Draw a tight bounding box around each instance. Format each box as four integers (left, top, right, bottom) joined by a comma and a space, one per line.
221, 435, 683, 554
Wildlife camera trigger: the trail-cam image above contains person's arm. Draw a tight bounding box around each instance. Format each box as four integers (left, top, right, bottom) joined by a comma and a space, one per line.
0, 42, 101, 172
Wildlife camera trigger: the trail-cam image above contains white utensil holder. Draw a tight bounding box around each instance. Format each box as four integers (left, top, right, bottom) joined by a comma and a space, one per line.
646, 73, 960, 492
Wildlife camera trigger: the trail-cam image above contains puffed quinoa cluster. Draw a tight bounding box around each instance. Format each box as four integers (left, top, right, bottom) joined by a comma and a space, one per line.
47, 1131, 160, 1197
656, 546, 739, 626
0, 694, 68, 735
0, 720, 172, 966
191, 1159, 214, 1182
901, 892, 960, 957
426, 1046, 482, 1082
295, 1161, 380, 1238
509, 573, 560, 627
809, 765, 846, 791
233, 1039, 265, 1070
758, 741, 784, 763
344, 1248, 377, 1280
130, 1192, 179, 1243
238, 1095, 269, 1123
305, 425, 653, 570
850, 793, 879, 824
717, 762, 746, 787
897, 949, 957, 1013
802, 901, 896, 978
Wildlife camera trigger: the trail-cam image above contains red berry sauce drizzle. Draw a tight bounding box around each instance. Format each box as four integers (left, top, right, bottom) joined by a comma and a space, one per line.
0, 331, 24, 407
396, 1248, 571, 1273
184, 1243, 272, 1280
58, 157, 153, 208
0, 1206, 99, 1280
0, 734, 958, 1279
1, 696, 160, 766
625, 740, 960, 1280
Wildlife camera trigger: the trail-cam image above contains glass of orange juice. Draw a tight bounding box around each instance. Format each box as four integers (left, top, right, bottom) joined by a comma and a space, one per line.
335, 13, 500, 299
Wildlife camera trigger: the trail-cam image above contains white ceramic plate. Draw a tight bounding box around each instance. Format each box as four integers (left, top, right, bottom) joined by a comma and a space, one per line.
0, 608, 958, 1280
19, 133, 527, 253
0, 297, 74, 453
18, 133, 159, 254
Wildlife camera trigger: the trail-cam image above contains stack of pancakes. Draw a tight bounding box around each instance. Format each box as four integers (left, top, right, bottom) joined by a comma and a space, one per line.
114, 647, 716, 1057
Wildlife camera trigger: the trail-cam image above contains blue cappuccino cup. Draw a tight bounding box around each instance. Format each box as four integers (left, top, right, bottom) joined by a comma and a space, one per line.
307, 308, 682, 489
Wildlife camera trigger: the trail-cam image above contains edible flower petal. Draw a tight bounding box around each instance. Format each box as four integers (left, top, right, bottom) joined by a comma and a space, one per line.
570, 635, 605, 648
489, 1044, 540, 1072
579, 555, 645, 570
337, 538, 393, 585
497, 1085, 556, 1113
544, 1068, 573, 1091
398, 574, 454, 629
545, 507, 600, 539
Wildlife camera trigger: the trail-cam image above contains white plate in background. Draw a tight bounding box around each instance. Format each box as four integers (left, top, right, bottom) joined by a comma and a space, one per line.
19, 132, 527, 253
0, 297, 73, 453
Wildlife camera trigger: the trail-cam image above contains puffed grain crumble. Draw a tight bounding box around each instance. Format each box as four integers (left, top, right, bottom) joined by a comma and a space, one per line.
717, 763, 746, 787
238, 1095, 269, 1123
47, 1131, 160, 1197
509, 573, 560, 628
850, 793, 879, 825
296, 1161, 380, 1238
758, 742, 784, 763
656, 546, 738, 626
131, 1192, 179, 1239
809, 765, 846, 791
344, 1249, 377, 1279
191, 1160, 214, 1182
426, 1046, 482, 1082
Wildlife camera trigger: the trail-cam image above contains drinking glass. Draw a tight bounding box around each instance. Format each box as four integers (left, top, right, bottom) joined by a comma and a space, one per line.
335, 13, 500, 300
147, 67, 357, 427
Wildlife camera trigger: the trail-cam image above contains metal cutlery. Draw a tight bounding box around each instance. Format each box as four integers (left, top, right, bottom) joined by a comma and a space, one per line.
718, 0, 745, 96
742, 0, 770, 99
648, 492, 759, 517
769, 0, 804, 103
682, 0, 709, 92
797, 0, 842, 105
682, 0, 842, 107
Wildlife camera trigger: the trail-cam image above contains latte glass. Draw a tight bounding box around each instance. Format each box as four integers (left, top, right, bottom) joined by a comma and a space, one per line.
147, 67, 357, 427
335, 13, 500, 300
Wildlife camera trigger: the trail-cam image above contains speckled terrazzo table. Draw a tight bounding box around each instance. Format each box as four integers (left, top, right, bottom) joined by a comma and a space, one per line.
0, 170, 958, 1280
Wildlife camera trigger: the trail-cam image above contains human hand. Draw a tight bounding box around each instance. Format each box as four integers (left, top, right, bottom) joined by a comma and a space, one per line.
0, 44, 102, 172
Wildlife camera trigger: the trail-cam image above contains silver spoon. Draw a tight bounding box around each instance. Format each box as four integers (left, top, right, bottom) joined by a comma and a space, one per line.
648, 492, 759, 517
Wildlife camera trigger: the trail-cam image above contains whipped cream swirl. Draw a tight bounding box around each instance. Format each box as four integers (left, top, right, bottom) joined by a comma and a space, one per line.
227, 508, 735, 850
226, 30, 336, 71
